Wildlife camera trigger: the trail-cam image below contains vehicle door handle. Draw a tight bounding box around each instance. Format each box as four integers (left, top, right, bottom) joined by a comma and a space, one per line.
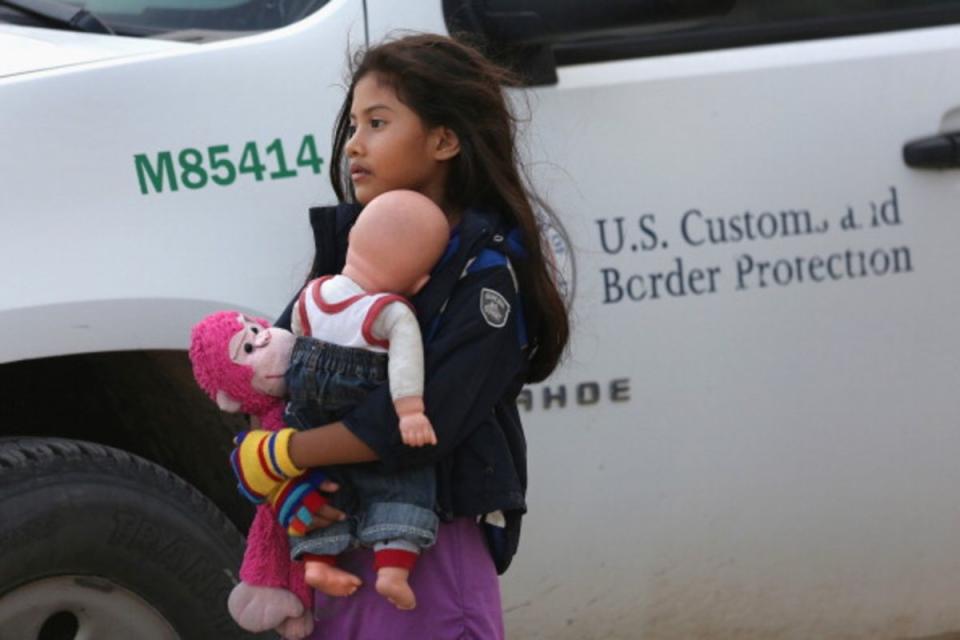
903, 131, 960, 169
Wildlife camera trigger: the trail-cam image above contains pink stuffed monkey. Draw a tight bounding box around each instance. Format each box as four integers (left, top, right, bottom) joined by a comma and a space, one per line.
189, 312, 316, 640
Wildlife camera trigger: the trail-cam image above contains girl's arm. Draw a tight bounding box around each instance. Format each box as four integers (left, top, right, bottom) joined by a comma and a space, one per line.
288, 421, 379, 468
287, 264, 527, 471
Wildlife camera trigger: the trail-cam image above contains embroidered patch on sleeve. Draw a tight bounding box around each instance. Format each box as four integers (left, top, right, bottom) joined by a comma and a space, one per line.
480, 288, 510, 328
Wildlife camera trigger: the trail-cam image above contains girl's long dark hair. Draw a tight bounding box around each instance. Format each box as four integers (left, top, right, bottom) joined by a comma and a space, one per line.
330, 33, 569, 382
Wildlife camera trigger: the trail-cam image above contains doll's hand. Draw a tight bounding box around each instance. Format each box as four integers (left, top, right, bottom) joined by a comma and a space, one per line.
398, 413, 437, 447
395, 396, 437, 447
230, 428, 304, 503
270, 470, 340, 536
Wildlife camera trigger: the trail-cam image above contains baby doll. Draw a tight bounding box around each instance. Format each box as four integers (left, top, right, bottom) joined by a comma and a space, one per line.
193, 190, 449, 611
279, 189, 449, 609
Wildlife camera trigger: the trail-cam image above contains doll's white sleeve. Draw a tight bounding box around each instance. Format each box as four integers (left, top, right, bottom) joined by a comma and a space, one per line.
371, 302, 424, 400
290, 297, 304, 336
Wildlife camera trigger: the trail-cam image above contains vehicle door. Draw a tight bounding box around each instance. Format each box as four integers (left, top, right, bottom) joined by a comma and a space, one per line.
384, 2, 960, 638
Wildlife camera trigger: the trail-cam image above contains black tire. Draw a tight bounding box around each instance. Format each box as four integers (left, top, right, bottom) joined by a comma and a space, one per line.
0, 437, 267, 640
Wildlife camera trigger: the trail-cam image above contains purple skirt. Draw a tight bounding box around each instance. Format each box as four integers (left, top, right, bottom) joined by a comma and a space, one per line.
307, 518, 505, 640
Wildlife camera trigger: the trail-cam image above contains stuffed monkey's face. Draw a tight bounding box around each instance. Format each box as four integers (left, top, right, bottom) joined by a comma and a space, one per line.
227, 315, 296, 397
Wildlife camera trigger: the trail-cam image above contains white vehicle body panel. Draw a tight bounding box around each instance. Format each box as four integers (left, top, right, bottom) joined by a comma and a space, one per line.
514, 28, 960, 639
1, 0, 364, 362
2, 2, 959, 638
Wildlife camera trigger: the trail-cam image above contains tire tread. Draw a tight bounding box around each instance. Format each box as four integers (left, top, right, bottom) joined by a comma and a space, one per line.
0, 436, 244, 551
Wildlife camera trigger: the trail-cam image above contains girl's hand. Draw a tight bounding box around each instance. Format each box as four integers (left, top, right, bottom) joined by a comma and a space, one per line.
291, 476, 347, 533
269, 471, 345, 536
305, 499, 348, 532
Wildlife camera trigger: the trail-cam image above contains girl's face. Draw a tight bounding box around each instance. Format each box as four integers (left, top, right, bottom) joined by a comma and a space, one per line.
346, 74, 457, 208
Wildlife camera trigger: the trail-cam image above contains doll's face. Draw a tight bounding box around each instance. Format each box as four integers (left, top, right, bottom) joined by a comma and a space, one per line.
227, 314, 296, 397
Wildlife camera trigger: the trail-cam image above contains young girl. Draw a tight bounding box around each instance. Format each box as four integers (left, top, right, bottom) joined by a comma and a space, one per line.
231, 33, 569, 638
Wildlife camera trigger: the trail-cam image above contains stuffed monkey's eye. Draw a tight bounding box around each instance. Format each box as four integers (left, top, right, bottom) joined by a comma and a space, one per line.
251, 327, 259, 334
244, 344, 254, 354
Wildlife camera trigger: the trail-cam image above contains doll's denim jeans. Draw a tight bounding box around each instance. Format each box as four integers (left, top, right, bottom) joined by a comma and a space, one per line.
283, 336, 438, 559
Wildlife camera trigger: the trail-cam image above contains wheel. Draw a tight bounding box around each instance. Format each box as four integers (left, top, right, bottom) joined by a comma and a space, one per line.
0, 437, 266, 639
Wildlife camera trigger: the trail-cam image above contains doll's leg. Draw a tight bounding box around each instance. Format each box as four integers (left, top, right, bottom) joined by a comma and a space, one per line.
355, 465, 439, 610
372, 539, 420, 609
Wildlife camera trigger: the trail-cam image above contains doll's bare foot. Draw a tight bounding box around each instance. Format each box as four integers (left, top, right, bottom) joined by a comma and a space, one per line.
304, 561, 362, 597
375, 566, 416, 610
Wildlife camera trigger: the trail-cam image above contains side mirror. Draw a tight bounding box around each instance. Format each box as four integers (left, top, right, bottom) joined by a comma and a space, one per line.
444, 0, 735, 85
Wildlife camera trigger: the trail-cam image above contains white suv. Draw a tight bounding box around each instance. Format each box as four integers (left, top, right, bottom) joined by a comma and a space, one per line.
1, 1, 959, 638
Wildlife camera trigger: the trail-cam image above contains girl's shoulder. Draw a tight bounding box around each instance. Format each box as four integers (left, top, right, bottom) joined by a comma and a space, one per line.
308, 203, 362, 245
419, 210, 529, 348
306, 202, 362, 276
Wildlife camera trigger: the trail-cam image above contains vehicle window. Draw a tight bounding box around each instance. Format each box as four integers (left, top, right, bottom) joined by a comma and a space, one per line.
3, 0, 332, 40
554, 0, 960, 66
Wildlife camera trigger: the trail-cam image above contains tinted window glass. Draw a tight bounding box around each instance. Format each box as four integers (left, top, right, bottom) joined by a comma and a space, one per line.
555, 0, 960, 65
726, 0, 960, 22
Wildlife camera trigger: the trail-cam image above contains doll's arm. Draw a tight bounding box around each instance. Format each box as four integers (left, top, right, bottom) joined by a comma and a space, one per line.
239, 505, 310, 606
372, 302, 435, 447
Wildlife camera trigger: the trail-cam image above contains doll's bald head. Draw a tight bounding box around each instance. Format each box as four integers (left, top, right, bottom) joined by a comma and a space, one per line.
342, 190, 449, 295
